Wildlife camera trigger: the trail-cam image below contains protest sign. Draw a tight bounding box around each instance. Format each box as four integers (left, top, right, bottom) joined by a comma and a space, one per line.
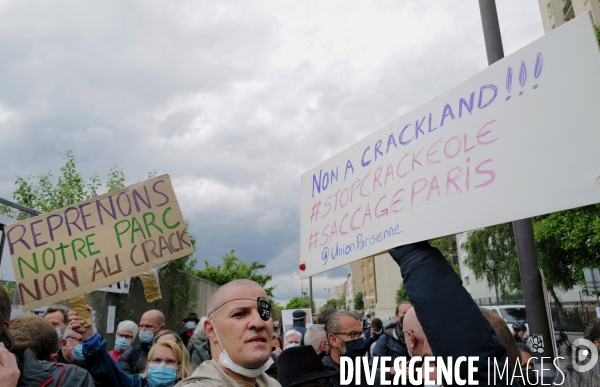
4, 174, 193, 310
300, 15, 600, 279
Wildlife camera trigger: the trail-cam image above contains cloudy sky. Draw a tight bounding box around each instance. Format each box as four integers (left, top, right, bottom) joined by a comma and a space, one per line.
0, 0, 544, 307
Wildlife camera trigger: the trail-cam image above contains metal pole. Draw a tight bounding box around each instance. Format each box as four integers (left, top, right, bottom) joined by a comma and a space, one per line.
309, 276, 313, 313
478, 0, 555, 361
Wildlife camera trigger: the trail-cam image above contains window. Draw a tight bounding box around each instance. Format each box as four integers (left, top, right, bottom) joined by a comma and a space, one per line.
547, 3, 553, 17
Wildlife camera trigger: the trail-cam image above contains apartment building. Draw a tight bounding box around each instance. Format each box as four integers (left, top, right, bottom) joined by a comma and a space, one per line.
537, 0, 600, 33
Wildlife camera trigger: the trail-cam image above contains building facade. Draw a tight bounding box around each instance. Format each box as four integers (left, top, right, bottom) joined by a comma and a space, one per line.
537, 0, 600, 33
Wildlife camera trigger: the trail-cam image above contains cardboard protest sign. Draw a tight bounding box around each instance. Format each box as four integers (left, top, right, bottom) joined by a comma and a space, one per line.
300, 15, 600, 279
4, 174, 193, 310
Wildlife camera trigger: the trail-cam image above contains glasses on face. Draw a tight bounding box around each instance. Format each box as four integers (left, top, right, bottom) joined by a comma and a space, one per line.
148, 357, 179, 367
117, 332, 134, 340
333, 331, 361, 340
65, 336, 83, 344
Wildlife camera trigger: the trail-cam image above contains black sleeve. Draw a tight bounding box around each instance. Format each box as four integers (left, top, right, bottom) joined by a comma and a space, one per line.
389, 242, 510, 386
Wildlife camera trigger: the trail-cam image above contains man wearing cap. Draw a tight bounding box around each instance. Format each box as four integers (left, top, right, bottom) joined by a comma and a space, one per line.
277, 346, 337, 387
175, 279, 281, 387
287, 310, 307, 346
180, 312, 200, 347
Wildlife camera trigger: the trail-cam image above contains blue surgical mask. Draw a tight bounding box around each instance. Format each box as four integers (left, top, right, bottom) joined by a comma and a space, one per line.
185, 321, 196, 330
114, 337, 131, 351
72, 344, 85, 362
139, 331, 154, 344
285, 343, 300, 349
56, 328, 62, 341
146, 364, 177, 387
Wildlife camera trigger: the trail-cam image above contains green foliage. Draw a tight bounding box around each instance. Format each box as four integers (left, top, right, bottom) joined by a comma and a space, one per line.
462, 204, 600, 296
595, 24, 600, 45
193, 249, 275, 301
285, 296, 314, 313
395, 283, 409, 304
462, 223, 519, 293
354, 292, 364, 311
430, 236, 461, 275
337, 293, 347, 310
322, 298, 338, 310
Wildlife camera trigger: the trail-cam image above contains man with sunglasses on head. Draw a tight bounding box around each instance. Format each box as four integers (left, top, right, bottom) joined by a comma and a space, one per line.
176, 279, 281, 387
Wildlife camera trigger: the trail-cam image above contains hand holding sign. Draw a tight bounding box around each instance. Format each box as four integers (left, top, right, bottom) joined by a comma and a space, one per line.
68, 304, 97, 341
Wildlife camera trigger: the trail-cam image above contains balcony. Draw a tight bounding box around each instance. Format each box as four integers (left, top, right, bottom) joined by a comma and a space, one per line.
563, 0, 574, 20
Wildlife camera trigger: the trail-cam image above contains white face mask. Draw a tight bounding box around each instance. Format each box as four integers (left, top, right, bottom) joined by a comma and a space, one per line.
212, 322, 273, 378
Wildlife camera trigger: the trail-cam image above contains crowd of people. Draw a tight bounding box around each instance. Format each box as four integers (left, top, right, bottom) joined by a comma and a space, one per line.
0, 241, 599, 386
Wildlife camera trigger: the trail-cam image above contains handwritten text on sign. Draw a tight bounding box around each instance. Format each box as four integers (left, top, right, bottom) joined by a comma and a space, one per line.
300, 15, 600, 278
5, 175, 193, 310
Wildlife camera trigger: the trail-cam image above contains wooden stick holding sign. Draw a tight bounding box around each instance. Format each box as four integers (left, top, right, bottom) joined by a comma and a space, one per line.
4, 174, 194, 311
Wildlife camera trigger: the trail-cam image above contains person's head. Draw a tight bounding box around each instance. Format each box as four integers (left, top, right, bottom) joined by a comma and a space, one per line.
9, 314, 58, 361
115, 320, 138, 352
292, 310, 307, 325
512, 322, 527, 339
325, 310, 363, 364
44, 304, 69, 339
0, 284, 11, 328
61, 326, 84, 365
277, 346, 337, 387
588, 321, 600, 349
145, 341, 184, 385
370, 318, 383, 334
395, 301, 412, 325
183, 312, 200, 331
365, 314, 371, 320
317, 307, 337, 325
139, 310, 166, 344
153, 329, 192, 378
402, 307, 432, 358
304, 324, 328, 356
516, 343, 535, 371
283, 329, 302, 349
204, 279, 273, 374
272, 333, 283, 352
480, 308, 520, 370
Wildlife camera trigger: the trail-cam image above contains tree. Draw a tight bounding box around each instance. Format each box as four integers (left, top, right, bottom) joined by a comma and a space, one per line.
354, 292, 364, 311
321, 298, 338, 310
336, 293, 347, 310
430, 236, 460, 275
193, 249, 275, 301
395, 283, 409, 304
462, 223, 520, 296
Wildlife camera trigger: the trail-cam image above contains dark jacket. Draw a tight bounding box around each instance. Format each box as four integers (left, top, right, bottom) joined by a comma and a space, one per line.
371, 323, 408, 362
287, 321, 307, 345
119, 342, 151, 375
187, 328, 211, 370
179, 330, 192, 348
321, 355, 341, 387
16, 348, 95, 387
389, 242, 516, 386
83, 334, 181, 387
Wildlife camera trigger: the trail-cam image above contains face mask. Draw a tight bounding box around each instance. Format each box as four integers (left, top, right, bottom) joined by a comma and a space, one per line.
213, 322, 273, 378
139, 331, 155, 344
72, 344, 85, 362
340, 338, 367, 358
147, 364, 177, 387
115, 337, 132, 352
285, 343, 300, 349
185, 321, 196, 330
56, 328, 63, 341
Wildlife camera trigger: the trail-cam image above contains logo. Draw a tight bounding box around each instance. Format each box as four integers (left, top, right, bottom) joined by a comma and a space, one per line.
571, 338, 598, 373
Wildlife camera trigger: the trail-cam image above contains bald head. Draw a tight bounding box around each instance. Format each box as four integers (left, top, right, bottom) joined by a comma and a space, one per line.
139, 309, 165, 337
402, 307, 431, 357
207, 279, 265, 316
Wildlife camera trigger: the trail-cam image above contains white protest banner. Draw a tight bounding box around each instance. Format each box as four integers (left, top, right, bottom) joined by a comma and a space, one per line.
5, 174, 194, 310
300, 15, 600, 279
